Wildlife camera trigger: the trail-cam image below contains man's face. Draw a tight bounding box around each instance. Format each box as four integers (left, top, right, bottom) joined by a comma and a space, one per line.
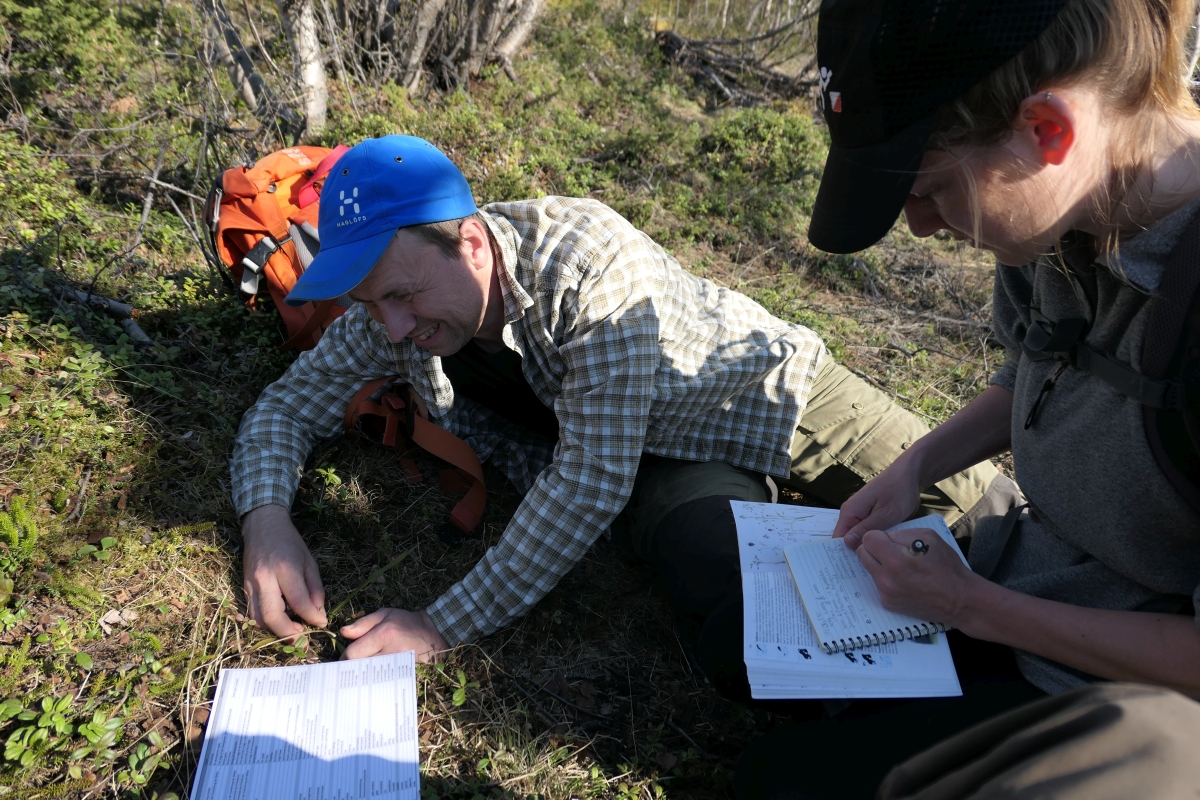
348, 224, 491, 356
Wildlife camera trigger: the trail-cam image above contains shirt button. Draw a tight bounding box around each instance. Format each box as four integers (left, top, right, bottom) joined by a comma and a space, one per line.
852, 402, 864, 410
900, 441, 911, 450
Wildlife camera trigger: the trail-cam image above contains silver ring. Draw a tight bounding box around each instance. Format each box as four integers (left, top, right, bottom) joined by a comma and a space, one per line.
910, 539, 929, 556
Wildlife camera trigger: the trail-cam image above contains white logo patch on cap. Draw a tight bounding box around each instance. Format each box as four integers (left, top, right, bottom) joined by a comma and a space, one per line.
339, 187, 360, 217
818, 67, 833, 112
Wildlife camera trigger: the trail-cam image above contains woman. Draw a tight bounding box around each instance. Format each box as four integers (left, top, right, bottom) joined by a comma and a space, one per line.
735, 0, 1200, 796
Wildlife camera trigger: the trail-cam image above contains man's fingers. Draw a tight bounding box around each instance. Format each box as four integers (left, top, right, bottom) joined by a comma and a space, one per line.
340, 608, 388, 639
414, 644, 443, 664
832, 511, 864, 539
255, 579, 303, 639
244, 580, 260, 626
277, 564, 325, 630
341, 632, 383, 661
833, 495, 874, 537
302, 556, 328, 627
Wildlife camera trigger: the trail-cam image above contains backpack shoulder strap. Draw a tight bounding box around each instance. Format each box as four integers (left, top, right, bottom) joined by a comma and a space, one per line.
1144, 209, 1200, 377
1143, 208, 1200, 513
344, 378, 487, 534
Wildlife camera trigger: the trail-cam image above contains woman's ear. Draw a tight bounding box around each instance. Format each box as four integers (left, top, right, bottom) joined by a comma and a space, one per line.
1017, 90, 1076, 166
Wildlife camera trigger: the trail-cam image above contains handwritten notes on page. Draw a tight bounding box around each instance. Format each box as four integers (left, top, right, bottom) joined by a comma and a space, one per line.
784, 516, 967, 654
191, 651, 419, 800
732, 502, 961, 700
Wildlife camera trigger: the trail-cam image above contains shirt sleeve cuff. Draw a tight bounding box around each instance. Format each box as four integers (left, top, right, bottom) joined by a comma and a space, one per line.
232, 481, 298, 520
990, 358, 1019, 392
425, 591, 479, 647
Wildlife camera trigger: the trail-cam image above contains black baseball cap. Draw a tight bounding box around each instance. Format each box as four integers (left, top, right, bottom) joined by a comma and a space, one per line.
808, 0, 1069, 254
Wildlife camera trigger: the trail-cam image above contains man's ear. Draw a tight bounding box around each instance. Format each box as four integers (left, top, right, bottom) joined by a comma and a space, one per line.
1017, 90, 1076, 166
458, 217, 492, 271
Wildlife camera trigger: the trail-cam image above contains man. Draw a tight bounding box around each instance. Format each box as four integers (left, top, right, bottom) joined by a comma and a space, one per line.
230, 135, 1018, 686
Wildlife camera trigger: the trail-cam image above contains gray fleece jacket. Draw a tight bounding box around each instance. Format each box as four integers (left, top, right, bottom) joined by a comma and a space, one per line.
971, 199, 1200, 693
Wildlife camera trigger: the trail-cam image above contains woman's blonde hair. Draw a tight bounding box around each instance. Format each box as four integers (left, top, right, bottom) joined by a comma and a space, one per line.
935, 0, 1199, 147
930, 0, 1200, 251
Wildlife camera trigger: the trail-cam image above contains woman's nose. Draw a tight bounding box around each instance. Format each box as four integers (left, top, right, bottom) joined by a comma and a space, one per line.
903, 195, 947, 238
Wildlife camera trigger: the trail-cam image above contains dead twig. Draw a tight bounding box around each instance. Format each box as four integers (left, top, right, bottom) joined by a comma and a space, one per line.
509, 676, 565, 728
666, 717, 708, 757
68, 468, 92, 522
524, 675, 614, 721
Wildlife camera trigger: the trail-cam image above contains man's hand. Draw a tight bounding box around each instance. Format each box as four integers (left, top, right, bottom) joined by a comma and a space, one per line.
832, 461, 923, 546
242, 504, 327, 639
854, 526, 979, 625
340, 609, 449, 662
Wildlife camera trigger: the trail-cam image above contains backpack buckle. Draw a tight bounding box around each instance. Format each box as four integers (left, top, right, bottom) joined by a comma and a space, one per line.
1023, 311, 1087, 359
207, 187, 222, 231
239, 236, 279, 295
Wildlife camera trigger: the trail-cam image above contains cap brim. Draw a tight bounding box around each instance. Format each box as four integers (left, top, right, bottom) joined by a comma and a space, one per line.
808, 115, 937, 254
285, 228, 396, 306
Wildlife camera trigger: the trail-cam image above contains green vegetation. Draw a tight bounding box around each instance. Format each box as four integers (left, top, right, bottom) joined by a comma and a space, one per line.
0, 0, 997, 796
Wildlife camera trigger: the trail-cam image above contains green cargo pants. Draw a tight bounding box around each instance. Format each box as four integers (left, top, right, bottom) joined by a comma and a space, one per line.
622, 351, 1021, 558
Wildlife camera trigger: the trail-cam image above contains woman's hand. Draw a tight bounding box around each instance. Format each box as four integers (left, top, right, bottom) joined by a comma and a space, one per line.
833, 384, 1016, 547
853, 527, 980, 626
832, 461, 924, 546
340, 608, 449, 662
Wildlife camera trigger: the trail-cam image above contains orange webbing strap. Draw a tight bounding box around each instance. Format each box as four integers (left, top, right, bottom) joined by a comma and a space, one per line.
410, 413, 486, 533
343, 377, 486, 533
279, 298, 341, 352
343, 377, 423, 482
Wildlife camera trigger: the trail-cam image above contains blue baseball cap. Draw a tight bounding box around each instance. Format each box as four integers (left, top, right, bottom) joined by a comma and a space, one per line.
285, 135, 478, 306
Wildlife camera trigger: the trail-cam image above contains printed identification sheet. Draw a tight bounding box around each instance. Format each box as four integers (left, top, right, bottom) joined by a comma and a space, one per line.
732, 501, 961, 699
191, 651, 419, 800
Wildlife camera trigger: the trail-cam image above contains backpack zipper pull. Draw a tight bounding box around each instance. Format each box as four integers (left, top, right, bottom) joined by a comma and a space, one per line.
1024, 360, 1070, 430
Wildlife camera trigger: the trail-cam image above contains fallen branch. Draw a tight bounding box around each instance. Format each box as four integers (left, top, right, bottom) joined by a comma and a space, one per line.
655, 18, 818, 106
64, 289, 133, 319
143, 176, 206, 203
4, 221, 154, 346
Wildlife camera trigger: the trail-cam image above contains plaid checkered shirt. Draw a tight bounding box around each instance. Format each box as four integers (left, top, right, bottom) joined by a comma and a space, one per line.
230, 197, 825, 645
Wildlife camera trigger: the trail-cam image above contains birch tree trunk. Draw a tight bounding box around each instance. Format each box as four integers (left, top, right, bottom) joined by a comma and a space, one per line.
210, 22, 260, 110
494, 0, 545, 62
400, 0, 451, 91
277, 0, 328, 134
201, 0, 546, 124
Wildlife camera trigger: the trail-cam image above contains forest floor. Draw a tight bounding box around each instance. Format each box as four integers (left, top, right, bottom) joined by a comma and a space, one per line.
0, 0, 1002, 797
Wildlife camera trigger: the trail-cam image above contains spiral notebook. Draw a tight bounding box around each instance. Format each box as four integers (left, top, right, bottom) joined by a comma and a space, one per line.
782, 516, 968, 655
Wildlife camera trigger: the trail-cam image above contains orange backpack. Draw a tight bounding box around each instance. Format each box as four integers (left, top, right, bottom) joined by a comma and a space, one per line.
205, 145, 350, 351
206, 146, 487, 535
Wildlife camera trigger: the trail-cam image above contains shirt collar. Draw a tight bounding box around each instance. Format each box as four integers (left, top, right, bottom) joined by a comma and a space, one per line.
481, 209, 533, 324
481, 209, 534, 354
